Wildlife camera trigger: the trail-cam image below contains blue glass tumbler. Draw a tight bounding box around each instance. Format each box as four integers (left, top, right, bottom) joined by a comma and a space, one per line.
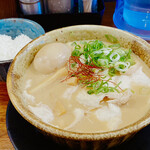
113, 0, 150, 40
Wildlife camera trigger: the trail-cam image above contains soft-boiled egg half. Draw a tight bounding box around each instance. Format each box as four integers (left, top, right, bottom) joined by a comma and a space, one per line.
33, 43, 71, 74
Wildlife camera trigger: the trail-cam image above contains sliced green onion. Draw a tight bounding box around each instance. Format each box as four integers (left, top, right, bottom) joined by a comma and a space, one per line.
100, 47, 112, 55
97, 59, 109, 66
110, 52, 120, 62
105, 34, 118, 43
115, 62, 130, 72
108, 68, 116, 76
69, 39, 135, 95
114, 49, 125, 56
109, 43, 121, 49
92, 50, 103, 55
72, 49, 81, 56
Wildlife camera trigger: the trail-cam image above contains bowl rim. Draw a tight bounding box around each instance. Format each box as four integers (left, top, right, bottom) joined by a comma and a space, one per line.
7, 25, 150, 141
0, 59, 12, 64
0, 18, 45, 35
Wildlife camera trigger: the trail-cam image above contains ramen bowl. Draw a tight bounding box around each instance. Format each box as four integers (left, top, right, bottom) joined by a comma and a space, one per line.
7, 25, 150, 150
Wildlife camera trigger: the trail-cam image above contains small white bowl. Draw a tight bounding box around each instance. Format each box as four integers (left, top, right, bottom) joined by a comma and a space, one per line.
0, 18, 45, 81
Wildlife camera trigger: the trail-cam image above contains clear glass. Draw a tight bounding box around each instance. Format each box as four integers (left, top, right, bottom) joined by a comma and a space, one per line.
113, 0, 150, 40
78, 0, 98, 13
123, 0, 150, 30
19, 0, 43, 15
45, 0, 74, 13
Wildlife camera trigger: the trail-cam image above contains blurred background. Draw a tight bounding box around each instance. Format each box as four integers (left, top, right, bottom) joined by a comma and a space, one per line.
0, 0, 116, 31
0, 0, 114, 19
0, 0, 149, 39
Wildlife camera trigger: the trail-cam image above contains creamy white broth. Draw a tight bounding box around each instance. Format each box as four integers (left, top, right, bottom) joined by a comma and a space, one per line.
20, 41, 150, 133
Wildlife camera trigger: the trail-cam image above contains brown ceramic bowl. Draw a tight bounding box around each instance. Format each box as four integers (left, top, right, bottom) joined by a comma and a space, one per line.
7, 25, 150, 150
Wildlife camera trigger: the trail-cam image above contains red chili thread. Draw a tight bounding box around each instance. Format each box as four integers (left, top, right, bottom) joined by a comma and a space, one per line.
62, 56, 122, 92
62, 56, 102, 83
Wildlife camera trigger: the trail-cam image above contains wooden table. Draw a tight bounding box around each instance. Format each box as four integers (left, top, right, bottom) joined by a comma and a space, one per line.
0, 1, 17, 148
0, 82, 14, 149
0, 1, 127, 149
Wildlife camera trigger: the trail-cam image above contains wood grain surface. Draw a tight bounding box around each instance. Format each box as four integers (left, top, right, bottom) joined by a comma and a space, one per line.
0, 82, 14, 150
0, 1, 115, 149
0, 0, 17, 19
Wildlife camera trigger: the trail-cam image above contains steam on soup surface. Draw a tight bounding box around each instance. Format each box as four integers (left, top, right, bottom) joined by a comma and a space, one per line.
20, 39, 150, 133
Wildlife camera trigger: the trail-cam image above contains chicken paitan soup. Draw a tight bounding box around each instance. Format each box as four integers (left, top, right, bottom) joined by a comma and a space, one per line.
18, 35, 150, 133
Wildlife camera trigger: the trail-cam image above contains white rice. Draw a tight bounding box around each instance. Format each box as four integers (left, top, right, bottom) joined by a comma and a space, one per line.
0, 34, 32, 61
